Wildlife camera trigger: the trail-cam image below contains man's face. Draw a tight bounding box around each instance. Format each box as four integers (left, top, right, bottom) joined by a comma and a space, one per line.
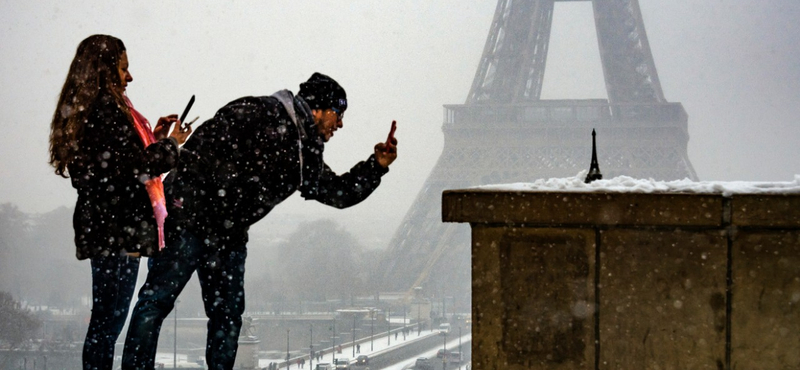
314, 108, 343, 142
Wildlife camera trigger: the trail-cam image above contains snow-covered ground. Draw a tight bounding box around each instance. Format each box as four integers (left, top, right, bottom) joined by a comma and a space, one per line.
380, 333, 471, 370
150, 328, 470, 369
477, 172, 800, 196
256, 328, 470, 369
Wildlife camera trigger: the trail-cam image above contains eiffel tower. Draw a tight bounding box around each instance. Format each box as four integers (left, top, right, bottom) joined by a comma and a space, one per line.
378, 0, 698, 303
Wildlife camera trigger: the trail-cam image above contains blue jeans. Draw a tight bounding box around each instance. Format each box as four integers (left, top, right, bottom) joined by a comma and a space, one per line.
121, 229, 246, 370
84, 254, 140, 370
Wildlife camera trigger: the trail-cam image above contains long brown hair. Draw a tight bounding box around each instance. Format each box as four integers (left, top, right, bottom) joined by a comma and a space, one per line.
49, 34, 132, 177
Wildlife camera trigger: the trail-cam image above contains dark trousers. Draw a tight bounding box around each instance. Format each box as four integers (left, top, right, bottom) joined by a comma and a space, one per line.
121, 229, 246, 370
84, 254, 140, 370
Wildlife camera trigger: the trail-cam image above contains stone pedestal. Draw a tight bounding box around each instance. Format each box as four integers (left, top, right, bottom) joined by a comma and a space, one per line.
472, 227, 595, 369
235, 336, 261, 370
443, 190, 800, 370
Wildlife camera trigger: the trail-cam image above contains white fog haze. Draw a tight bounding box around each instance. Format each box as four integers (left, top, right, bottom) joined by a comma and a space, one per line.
2, 1, 799, 244
1, 1, 799, 367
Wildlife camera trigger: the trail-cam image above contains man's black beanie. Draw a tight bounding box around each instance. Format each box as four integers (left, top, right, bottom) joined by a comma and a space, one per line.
297, 72, 348, 113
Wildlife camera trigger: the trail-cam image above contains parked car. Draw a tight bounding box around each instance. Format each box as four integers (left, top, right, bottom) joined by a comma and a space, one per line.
334, 357, 350, 369
315, 364, 332, 370
355, 355, 368, 366
436, 349, 450, 358
448, 352, 462, 363
414, 357, 433, 370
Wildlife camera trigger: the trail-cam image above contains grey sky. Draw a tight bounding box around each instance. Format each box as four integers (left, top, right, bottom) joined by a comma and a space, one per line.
1, 1, 799, 246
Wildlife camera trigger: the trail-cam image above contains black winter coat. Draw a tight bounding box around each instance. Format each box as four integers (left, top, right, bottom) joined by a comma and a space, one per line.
165, 90, 388, 249
69, 96, 180, 260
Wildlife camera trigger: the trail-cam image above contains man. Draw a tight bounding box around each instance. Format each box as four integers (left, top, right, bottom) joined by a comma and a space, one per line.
122, 73, 397, 369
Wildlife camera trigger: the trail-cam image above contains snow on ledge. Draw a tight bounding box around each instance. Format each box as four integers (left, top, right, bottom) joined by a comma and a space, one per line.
474, 172, 800, 197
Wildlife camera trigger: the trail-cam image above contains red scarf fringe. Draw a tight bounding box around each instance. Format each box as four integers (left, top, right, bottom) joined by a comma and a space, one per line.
124, 96, 167, 251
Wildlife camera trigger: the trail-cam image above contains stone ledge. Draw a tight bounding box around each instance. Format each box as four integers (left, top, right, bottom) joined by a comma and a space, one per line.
731, 194, 800, 227
444, 190, 800, 228
443, 190, 725, 227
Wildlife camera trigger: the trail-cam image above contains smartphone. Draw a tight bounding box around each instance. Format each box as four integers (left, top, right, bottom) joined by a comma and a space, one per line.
179, 95, 195, 130
385, 120, 397, 151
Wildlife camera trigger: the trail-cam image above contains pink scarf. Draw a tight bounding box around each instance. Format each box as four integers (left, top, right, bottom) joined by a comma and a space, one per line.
124, 96, 167, 251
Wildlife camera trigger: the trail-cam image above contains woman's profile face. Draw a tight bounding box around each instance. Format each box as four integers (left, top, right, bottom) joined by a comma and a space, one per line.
117, 51, 132, 92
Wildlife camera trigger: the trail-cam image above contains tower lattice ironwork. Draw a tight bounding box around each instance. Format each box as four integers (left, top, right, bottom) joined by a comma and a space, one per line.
379, 0, 698, 302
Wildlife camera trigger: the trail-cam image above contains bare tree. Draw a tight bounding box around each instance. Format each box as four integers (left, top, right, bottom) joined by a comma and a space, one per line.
0, 291, 42, 368
272, 219, 367, 303
0, 204, 32, 298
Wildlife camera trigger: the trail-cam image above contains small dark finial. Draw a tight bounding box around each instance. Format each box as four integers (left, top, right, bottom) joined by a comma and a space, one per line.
585, 129, 603, 183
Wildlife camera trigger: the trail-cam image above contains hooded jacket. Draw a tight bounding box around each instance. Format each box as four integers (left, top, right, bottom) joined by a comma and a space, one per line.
165, 90, 387, 249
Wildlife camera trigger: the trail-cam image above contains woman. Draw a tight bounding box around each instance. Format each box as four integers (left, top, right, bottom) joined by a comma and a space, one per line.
48, 34, 191, 369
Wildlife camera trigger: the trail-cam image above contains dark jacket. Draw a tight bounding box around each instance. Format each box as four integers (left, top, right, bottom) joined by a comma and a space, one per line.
165, 90, 388, 249
69, 95, 180, 260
